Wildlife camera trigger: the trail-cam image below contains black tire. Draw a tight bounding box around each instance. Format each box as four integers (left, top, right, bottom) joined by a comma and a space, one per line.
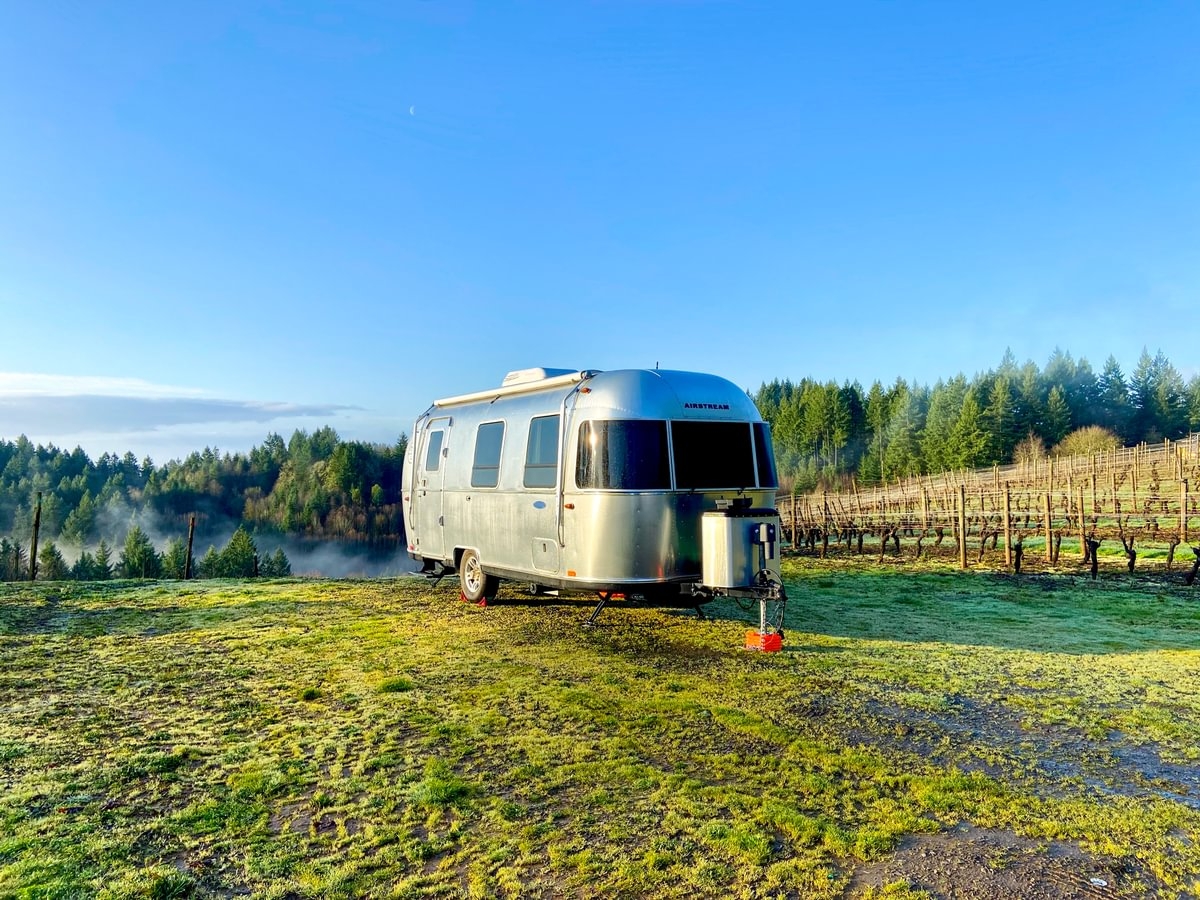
459, 549, 498, 602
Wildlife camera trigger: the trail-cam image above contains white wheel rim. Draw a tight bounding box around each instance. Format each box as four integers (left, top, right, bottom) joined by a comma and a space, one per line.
464, 556, 482, 593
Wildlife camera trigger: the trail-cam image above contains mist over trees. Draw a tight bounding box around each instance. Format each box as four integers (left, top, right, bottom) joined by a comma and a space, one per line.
0, 426, 408, 580
757, 348, 1200, 492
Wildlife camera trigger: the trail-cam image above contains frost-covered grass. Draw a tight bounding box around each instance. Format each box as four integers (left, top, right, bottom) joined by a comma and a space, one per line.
1, 565, 1198, 898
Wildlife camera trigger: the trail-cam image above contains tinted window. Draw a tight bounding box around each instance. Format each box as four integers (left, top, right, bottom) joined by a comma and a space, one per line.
524, 415, 559, 488
576, 420, 670, 490
671, 421, 756, 490
753, 422, 778, 488
424, 431, 444, 472
471, 421, 505, 488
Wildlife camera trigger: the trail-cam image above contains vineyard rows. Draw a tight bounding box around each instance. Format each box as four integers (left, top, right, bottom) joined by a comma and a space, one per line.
780, 433, 1200, 573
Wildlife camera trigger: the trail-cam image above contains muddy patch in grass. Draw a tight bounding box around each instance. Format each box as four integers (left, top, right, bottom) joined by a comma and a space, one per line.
845, 823, 1151, 899
841, 695, 1200, 810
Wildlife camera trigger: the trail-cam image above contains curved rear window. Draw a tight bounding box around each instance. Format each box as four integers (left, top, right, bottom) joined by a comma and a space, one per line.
576, 420, 670, 490
671, 421, 756, 490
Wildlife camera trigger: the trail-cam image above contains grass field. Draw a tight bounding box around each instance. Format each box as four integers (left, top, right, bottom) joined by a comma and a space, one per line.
2, 560, 1199, 899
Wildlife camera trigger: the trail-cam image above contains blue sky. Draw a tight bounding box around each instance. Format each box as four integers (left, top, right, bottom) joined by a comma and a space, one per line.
2, 1, 1197, 462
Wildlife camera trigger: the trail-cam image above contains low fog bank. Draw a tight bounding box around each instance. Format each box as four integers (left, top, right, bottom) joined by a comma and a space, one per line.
46, 507, 420, 580
275, 541, 420, 578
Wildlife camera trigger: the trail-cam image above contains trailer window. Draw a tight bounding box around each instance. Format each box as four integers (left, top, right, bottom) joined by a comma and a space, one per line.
576, 420, 670, 490
753, 422, 779, 488
524, 415, 559, 488
671, 421, 756, 489
471, 421, 505, 488
424, 431, 445, 472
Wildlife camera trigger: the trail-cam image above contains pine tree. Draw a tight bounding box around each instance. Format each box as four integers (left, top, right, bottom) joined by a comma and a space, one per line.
950, 388, 989, 470
72, 549, 97, 581
1013, 363, 1045, 441
220, 527, 258, 578
37, 542, 68, 581
1188, 376, 1200, 431
862, 381, 889, 485
1151, 353, 1188, 439
922, 378, 966, 473
1044, 386, 1072, 445
882, 383, 924, 480
0, 538, 21, 581
161, 537, 188, 579
261, 546, 292, 577
1068, 357, 1101, 429
1096, 355, 1131, 439
197, 546, 221, 578
119, 525, 161, 579
94, 540, 113, 580
59, 491, 96, 545
982, 375, 1018, 464
1128, 348, 1159, 442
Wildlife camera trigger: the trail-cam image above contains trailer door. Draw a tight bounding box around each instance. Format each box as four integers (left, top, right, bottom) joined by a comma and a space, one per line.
412, 416, 452, 562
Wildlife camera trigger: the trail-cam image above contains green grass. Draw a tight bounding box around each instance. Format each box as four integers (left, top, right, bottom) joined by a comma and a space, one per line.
1, 565, 1198, 898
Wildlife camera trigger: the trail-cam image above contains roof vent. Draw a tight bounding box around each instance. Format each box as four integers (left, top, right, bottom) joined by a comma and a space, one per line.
501, 367, 577, 387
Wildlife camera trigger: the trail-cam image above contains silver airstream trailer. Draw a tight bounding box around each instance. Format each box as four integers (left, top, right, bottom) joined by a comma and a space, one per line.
402, 367, 785, 628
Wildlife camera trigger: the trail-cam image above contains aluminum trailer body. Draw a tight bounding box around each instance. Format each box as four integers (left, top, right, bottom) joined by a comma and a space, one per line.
402, 367, 779, 601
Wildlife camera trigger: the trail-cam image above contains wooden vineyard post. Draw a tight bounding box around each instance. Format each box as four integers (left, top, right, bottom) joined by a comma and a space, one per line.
29, 491, 42, 582
958, 483, 968, 570
821, 491, 829, 558
1091, 473, 1098, 516
1043, 492, 1053, 564
1078, 486, 1086, 559
1003, 485, 1012, 569
1183, 479, 1190, 545
184, 513, 196, 579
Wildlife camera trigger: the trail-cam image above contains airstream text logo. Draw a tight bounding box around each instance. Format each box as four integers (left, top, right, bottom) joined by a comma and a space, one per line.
684, 402, 730, 410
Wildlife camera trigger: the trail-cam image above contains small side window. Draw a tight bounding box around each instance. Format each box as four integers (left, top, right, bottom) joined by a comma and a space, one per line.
471, 421, 505, 488
524, 415, 559, 488
424, 431, 445, 472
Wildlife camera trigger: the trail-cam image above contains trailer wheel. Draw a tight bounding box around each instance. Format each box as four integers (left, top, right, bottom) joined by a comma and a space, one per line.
459, 549, 498, 602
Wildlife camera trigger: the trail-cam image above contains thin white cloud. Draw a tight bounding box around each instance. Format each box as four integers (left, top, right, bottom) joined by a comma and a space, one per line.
0, 395, 352, 432
0, 372, 209, 399
0, 372, 372, 460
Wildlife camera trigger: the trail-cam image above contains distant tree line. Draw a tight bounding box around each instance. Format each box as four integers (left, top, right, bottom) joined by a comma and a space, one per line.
756, 348, 1200, 492
0, 427, 407, 581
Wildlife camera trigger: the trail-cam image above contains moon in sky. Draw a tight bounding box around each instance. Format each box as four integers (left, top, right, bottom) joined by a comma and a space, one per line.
409, 105, 415, 116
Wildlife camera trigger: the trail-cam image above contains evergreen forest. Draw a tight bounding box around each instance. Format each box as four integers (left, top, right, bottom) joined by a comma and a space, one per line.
0, 426, 407, 581
756, 348, 1200, 491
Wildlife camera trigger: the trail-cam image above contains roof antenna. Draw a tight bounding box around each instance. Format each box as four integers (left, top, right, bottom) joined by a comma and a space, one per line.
655, 361, 659, 370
